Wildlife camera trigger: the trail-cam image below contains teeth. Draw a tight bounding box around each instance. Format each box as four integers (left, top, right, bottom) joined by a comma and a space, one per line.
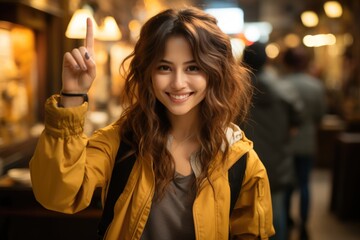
170, 94, 190, 100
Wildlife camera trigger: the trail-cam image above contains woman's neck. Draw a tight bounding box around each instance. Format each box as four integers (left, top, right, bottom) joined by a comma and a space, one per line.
168, 108, 200, 140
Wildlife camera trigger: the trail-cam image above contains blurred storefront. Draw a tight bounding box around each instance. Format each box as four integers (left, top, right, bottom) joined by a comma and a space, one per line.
0, 0, 64, 173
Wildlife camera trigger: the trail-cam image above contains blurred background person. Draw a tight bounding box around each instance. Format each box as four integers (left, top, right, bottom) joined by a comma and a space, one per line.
241, 42, 303, 240
282, 46, 327, 240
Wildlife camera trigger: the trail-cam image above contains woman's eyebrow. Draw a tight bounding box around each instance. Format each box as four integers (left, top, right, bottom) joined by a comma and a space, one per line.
159, 59, 172, 64
159, 59, 196, 64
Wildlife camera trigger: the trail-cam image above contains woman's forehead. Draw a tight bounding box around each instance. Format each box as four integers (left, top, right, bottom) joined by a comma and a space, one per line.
161, 36, 194, 61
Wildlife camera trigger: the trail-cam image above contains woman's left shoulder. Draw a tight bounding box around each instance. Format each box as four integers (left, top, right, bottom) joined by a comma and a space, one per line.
226, 124, 267, 177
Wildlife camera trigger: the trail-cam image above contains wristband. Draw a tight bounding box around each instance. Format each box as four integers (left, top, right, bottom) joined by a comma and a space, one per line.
60, 91, 88, 103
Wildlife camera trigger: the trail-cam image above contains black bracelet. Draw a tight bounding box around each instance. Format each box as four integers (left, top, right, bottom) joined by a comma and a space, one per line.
60, 91, 88, 102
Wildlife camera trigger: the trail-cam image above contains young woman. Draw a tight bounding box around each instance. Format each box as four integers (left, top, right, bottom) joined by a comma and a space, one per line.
30, 7, 274, 240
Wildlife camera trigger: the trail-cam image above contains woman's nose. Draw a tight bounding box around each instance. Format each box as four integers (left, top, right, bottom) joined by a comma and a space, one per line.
170, 70, 186, 89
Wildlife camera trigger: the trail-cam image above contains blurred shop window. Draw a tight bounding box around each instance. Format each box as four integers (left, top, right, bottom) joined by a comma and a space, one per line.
0, 25, 37, 146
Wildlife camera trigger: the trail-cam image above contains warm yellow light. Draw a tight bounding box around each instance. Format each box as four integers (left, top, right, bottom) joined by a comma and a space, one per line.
301, 11, 319, 27
284, 33, 301, 48
97, 16, 122, 41
303, 34, 336, 47
324, 1, 343, 18
128, 19, 141, 32
0, 29, 19, 81
128, 19, 142, 41
265, 43, 280, 59
0, 29, 13, 59
65, 8, 98, 39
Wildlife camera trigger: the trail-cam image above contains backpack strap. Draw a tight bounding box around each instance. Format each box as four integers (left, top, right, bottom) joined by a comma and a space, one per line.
228, 152, 248, 216
97, 139, 136, 238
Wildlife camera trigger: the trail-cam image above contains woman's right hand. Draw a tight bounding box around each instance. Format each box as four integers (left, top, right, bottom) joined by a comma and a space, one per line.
60, 17, 96, 107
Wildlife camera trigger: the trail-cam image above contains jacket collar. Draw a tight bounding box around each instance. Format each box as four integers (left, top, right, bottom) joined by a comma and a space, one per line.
190, 123, 252, 178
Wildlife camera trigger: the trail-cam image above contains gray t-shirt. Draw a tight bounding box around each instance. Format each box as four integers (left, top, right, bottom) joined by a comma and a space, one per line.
141, 172, 196, 240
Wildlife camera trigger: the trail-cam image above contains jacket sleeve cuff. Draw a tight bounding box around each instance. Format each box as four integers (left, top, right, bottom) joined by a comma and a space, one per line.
44, 94, 88, 138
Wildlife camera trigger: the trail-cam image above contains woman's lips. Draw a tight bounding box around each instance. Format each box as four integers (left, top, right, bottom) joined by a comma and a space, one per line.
167, 93, 192, 102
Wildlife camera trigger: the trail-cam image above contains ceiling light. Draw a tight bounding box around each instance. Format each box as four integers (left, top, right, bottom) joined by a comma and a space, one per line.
301, 11, 319, 27
65, 8, 98, 39
324, 1, 343, 18
97, 16, 122, 41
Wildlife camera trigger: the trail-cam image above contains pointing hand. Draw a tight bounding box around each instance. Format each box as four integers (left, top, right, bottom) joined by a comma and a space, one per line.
61, 17, 96, 95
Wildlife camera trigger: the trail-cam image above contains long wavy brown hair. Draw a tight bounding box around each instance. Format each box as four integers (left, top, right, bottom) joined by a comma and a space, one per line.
118, 7, 252, 198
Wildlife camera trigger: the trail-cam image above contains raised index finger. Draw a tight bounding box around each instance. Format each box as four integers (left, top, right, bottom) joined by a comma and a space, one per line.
85, 17, 94, 55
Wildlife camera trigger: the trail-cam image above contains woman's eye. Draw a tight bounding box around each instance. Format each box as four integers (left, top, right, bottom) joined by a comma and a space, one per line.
187, 65, 200, 72
157, 65, 171, 71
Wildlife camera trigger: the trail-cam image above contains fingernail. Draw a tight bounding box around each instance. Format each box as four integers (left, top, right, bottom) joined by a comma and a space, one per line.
85, 52, 90, 60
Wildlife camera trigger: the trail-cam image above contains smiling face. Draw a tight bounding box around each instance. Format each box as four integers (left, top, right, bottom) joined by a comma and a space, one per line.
152, 35, 208, 119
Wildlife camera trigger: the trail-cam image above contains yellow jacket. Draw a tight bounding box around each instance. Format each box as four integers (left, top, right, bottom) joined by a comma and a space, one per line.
30, 95, 275, 240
